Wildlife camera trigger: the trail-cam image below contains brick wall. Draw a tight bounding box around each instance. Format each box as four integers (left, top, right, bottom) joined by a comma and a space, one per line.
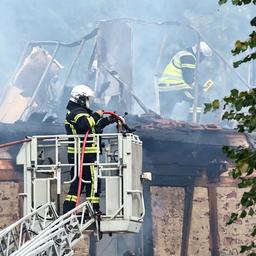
151, 186, 184, 256
188, 187, 211, 255
217, 187, 254, 256
0, 182, 20, 230
1, 179, 254, 256
73, 232, 91, 256
151, 186, 255, 256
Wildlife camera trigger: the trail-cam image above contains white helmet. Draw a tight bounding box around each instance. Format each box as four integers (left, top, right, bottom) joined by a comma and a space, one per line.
192, 41, 212, 57
70, 84, 95, 108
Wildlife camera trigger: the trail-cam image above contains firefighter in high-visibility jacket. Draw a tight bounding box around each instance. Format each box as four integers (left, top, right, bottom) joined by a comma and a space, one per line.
63, 84, 115, 214
158, 41, 212, 118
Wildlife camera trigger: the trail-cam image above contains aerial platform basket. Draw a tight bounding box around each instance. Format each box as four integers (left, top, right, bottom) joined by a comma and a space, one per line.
16, 133, 145, 234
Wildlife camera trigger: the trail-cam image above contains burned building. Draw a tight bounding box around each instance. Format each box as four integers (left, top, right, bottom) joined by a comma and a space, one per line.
0, 116, 252, 256
0, 20, 254, 256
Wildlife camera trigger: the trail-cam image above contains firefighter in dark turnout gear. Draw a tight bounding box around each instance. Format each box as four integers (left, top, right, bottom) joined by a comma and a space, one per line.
63, 84, 114, 214
158, 41, 212, 119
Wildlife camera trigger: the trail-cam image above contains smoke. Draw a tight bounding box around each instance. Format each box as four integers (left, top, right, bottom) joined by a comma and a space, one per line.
0, 0, 254, 124
0, 1, 254, 255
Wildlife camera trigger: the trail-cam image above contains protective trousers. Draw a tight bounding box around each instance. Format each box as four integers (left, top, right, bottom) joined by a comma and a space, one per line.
159, 90, 193, 118
63, 153, 100, 214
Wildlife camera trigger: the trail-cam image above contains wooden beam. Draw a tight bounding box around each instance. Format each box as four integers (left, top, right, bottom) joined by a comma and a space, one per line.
181, 186, 194, 256
150, 174, 239, 188
143, 184, 154, 256
208, 186, 220, 256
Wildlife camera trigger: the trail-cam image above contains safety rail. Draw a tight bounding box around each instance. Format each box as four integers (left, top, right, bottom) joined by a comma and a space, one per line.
17, 133, 144, 235
0, 203, 58, 256
18, 134, 122, 181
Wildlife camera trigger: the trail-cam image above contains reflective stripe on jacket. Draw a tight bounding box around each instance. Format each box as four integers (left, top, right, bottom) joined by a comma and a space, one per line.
158, 50, 196, 92
65, 105, 98, 154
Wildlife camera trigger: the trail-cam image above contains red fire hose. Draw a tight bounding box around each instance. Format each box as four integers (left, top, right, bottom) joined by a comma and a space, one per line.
75, 111, 124, 207
75, 129, 90, 207
0, 138, 31, 149
103, 111, 125, 124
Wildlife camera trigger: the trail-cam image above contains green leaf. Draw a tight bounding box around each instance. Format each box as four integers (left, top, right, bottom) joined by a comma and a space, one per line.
230, 89, 239, 97
232, 0, 241, 4
233, 60, 242, 68
204, 99, 220, 113
248, 106, 256, 114
237, 124, 245, 132
240, 209, 247, 218
237, 160, 249, 173
233, 52, 256, 67
239, 91, 248, 97
246, 168, 254, 176
219, 0, 228, 4
227, 212, 238, 225
243, 0, 254, 4
241, 245, 250, 253
238, 180, 250, 188
204, 103, 212, 113
251, 17, 256, 26
251, 226, 256, 236
248, 208, 254, 216
235, 100, 243, 111
249, 117, 256, 132
212, 99, 220, 109
222, 145, 230, 154
240, 194, 253, 207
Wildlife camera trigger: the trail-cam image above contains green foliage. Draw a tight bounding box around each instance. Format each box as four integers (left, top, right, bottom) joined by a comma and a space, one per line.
218, 0, 256, 68
233, 52, 256, 68
251, 225, 256, 235
204, 99, 220, 113
248, 208, 255, 216
240, 209, 247, 218
251, 17, 256, 26
240, 242, 256, 253
219, 0, 256, 5
213, 1, 256, 255
205, 88, 256, 132
227, 212, 239, 224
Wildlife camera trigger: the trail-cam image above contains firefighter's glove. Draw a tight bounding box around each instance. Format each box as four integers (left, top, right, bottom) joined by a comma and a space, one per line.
96, 109, 104, 117
108, 115, 118, 124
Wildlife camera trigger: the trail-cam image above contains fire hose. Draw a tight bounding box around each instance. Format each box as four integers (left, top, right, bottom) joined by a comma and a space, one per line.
0, 138, 31, 149
75, 129, 89, 207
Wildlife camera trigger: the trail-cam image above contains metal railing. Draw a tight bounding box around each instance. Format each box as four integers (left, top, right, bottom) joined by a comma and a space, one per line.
0, 203, 58, 256
12, 201, 96, 256
17, 133, 144, 223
